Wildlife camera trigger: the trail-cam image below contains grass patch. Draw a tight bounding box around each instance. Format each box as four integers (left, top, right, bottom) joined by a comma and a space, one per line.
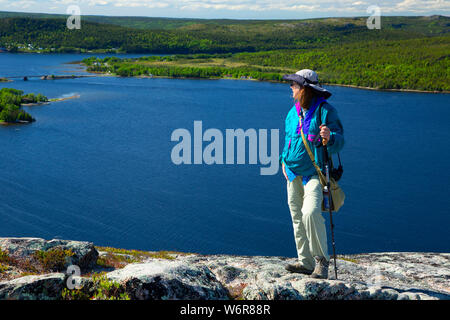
0, 263, 10, 273
96, 252, 140, 269
95, 246, 193, 269
338, 256, 359, 264
0, 247, 76, 277
62, 272, 130, 300
33, 248, 75, 272
0, 249, 10, 264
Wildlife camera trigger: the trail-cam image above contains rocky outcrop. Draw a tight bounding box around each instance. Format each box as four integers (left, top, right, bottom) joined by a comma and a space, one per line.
0, 273, 66, 300
0, 237, 448, 300
0, 237, 98, 271
106, 260, 229, 300
180, 253, 450, 300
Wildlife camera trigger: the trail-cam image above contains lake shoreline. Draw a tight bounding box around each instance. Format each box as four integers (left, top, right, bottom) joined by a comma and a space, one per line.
84, 69, 450, 94
0, 94, 80, 125
322, 83, 450, 94
21, 94, 80, 107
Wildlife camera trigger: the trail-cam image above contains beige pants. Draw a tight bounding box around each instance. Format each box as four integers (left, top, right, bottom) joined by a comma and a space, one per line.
287, 175, 329, 270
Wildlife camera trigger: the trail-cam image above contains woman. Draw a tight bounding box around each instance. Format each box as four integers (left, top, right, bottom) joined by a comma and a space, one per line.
280, 69, 344, 279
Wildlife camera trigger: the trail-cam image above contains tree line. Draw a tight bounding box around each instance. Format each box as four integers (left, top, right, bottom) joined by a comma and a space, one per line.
1, 16, 448, 54
0, 88, 47, 123
82, 35, 450, 92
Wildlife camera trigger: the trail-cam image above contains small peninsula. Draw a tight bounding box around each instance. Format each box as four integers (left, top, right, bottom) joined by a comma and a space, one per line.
0, 88, 45, 124
0, 88, 81, 125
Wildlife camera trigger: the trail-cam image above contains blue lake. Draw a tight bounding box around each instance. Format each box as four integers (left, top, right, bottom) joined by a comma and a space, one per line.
1, 53, 449, 256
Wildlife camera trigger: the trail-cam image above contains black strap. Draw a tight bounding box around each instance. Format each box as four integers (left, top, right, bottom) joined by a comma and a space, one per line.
318, 101, 343, 168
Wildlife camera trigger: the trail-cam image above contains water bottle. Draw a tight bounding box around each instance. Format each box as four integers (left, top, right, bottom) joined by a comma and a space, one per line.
323, 186, 330, 210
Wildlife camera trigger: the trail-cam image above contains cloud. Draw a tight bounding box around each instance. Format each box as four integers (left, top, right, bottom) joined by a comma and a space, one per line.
390, 0, 450, 13
45, 0, 450, 12
2, 0, 450, 16
6, 0, 36, 8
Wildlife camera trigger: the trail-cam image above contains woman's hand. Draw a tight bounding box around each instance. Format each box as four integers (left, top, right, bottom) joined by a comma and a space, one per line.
282, 162, 289, 181
319, 125, 331, 143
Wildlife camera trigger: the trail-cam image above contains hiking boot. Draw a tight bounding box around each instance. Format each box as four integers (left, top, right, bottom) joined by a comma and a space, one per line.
285, 263, 313, 275
309, 256, 329, 279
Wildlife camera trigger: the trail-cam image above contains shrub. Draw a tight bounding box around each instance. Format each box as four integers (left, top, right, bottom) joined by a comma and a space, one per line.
0, 249, 10, 264
33, 248, 75, 272
62, 273, 130, 300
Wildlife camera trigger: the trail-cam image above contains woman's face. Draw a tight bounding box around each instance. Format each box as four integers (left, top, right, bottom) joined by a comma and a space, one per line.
290, 82, 302, 100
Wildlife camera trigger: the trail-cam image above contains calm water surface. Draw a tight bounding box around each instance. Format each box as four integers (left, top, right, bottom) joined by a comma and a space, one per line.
1, 53, 449, 256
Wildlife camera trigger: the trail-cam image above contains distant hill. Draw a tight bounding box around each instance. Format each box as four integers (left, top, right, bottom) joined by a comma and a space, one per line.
0, 11, 201, 30
0, 12, 448, 54
0, 10, 449, 31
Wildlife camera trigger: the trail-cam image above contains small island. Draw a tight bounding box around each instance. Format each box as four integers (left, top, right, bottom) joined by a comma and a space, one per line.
0, 88, 47, 124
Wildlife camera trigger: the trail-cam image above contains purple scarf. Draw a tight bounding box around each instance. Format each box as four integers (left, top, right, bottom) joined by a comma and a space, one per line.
295, 96, 326, 142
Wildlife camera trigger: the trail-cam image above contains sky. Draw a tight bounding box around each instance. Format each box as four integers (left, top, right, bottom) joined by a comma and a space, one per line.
0, 0, 449, 19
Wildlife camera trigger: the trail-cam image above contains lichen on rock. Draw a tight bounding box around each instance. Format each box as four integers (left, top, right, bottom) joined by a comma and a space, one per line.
0, 237, 448, 300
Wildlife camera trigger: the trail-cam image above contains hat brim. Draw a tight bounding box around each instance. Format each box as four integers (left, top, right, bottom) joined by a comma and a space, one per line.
282, 74, 332, 99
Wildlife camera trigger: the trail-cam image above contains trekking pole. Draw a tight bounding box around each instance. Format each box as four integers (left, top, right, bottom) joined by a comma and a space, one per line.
321, 134, 338, 280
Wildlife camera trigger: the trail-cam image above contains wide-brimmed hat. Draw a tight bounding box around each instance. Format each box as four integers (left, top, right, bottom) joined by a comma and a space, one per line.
282, 69, 331, 99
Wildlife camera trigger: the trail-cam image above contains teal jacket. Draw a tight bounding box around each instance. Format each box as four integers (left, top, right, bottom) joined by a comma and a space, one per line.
280, 97, 344, 177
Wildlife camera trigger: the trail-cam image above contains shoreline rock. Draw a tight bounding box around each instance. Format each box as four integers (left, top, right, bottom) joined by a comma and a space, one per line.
0, 237, 448, 300
0, 237, 99, 272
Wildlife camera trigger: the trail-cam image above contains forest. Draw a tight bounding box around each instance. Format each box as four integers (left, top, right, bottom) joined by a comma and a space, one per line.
0, 15, 448, 54
83, 35, 450, 92
0, 13, 449, 91
0, 88, 47, 123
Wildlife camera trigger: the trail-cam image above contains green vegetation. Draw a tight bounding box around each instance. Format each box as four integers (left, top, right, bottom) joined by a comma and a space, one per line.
0, 13, 448, 91
62, 273, 130, 300
338, 255, 359, 264
0, 263, 9, 273
83, 54, 285, 81
0, 247, 74, 276
95, 246, 184, 269
0, 15, 448, 54
1, 243, 188, 299
0, 249, 11, 274
0, 88, 48, 123
82, 35, 450, 91
0, 249, 9, 264
231, 37, 450, 91
33, 248, 75, 272
22, 93, 48, 103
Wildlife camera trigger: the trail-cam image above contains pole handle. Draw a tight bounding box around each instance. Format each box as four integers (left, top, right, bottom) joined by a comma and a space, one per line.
320, 123, 329, 146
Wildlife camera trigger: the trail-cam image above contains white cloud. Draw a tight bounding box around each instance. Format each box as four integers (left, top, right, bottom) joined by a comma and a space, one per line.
1, 0, 449, 16
6, 0, 36, 8
391, 0, 450, 12
87, 0, 449, 13
113, 1, 169, 9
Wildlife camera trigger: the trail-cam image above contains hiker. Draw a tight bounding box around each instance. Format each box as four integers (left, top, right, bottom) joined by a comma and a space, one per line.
280, 69, 344, 279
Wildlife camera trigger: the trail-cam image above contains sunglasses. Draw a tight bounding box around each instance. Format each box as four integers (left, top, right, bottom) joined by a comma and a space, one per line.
290, 81, 302, 88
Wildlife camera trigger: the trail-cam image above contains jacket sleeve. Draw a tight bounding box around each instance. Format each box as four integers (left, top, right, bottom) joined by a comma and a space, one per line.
279, 108, 296, 166
323, 104, 344, 154
279, 115, 291, 167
